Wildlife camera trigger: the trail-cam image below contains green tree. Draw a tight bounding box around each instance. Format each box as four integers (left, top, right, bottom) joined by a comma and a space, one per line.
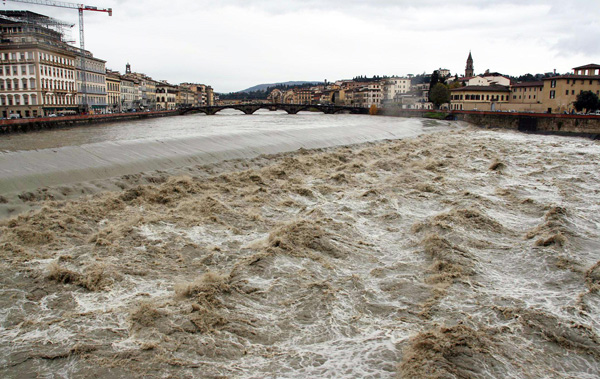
429, 83, 450, 109
429, 70, 440, 94
574, 91, 600, 112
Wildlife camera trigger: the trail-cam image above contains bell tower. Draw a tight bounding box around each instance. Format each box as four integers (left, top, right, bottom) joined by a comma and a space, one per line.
126, 62, 131, 74
465, 51, 474, 77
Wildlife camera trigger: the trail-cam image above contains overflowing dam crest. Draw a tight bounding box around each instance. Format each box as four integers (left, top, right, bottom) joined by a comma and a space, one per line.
0, 112, 598, 378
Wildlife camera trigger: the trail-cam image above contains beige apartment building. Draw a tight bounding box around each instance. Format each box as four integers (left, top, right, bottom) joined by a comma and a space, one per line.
351, 83, 382, 108
105, 69, 121, 113
450, 85, 510, 111
541, 64, 600, 113
294, 88, 313, 104
179, 83, 214, 107
382, 77, 411, 105
123, 65, 158, 110
176, 84, 195, 107
0, 11, 78, 118
156, 82, 177, 110
120, 76, 138, 111
508, 81, 544, 112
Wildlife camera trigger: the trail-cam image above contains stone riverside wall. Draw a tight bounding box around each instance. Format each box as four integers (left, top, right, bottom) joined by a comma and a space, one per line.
452, 111, 600, 138
379, 107, 600, 139
0, 110, 179, 134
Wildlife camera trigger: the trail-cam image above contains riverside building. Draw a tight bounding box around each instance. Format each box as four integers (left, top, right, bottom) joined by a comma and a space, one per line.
541, 64, 600, 113
75, 51, 107, 114
0, 11, 78, 118
105, 69, 121, 113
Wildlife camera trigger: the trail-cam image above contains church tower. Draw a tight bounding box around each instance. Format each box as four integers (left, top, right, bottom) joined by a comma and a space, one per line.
126, 62, 131, 74
465, 51, 474, 77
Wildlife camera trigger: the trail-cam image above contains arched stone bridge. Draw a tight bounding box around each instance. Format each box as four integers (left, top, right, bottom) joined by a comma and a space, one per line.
179, 103, 369, 115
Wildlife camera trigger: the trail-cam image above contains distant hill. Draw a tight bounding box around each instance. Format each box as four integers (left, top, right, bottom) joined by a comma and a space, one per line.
239, 81, 321, 93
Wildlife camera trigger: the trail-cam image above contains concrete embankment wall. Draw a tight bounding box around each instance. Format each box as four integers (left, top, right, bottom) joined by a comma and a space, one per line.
0, 110, 179, 134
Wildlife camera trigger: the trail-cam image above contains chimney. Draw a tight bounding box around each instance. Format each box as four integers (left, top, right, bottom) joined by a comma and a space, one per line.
553, 69, 556, 74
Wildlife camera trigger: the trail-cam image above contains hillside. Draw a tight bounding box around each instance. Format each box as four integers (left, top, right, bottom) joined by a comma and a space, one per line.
239, 81, 321, 93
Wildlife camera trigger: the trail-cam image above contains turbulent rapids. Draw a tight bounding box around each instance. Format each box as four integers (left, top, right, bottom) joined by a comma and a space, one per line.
0, 112, 599, 378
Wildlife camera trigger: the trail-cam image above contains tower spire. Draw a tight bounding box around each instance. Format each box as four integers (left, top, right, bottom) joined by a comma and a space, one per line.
465, 51, 474, 77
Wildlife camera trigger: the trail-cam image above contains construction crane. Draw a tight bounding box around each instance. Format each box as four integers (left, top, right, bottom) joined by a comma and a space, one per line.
4, 0, 112, 111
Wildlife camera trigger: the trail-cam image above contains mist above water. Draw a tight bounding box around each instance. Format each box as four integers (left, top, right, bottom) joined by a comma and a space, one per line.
0, 113, 599, 378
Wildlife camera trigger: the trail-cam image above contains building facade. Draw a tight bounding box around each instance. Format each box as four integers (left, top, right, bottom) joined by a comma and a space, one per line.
0, 11, 78, 117
120, 76, 137, 111
156, 82, 177, 110
450, 85, 510, 111
508, 81, 544, 112
382, 77, 411, 105
541, 64, 600, 113
105, 69, 121, 113
75, 52, 107, 113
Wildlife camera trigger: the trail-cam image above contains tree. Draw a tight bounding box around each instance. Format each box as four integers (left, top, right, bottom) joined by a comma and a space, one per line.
449, 80, 462, 89
429, 70, 440, 92
429, 83, 450, 109
574, 91, 600, 112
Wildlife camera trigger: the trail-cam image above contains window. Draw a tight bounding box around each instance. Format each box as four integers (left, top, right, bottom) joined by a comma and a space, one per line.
590, 80, 593, 85
567, 79, 570, 84
550, 90, 556, 99
551, 80, 556, 88
572, 90, 575, 95
566, 90, 569, 95
12, 66, 17, 75
21, 65, 26, 75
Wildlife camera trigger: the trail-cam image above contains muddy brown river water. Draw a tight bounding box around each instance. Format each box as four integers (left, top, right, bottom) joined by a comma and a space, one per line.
0, 110, 599, 378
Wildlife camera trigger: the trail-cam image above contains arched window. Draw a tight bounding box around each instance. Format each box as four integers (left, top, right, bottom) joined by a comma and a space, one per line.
29, 78, 35, 89
30, 94, 37, 105
22, 78, 27, 89
0, 95, 6, 105
13, 78, 19, 89
23, 94, 29, 105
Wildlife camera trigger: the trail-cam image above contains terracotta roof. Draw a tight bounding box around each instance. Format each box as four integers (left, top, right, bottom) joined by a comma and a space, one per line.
450, 85, 510, 92
511, 81, 544, 88
573, 64, 600, 70
543, 75, 600, 80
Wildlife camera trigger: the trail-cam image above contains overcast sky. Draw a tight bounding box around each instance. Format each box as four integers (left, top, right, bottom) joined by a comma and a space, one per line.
4, 0, 600, 92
